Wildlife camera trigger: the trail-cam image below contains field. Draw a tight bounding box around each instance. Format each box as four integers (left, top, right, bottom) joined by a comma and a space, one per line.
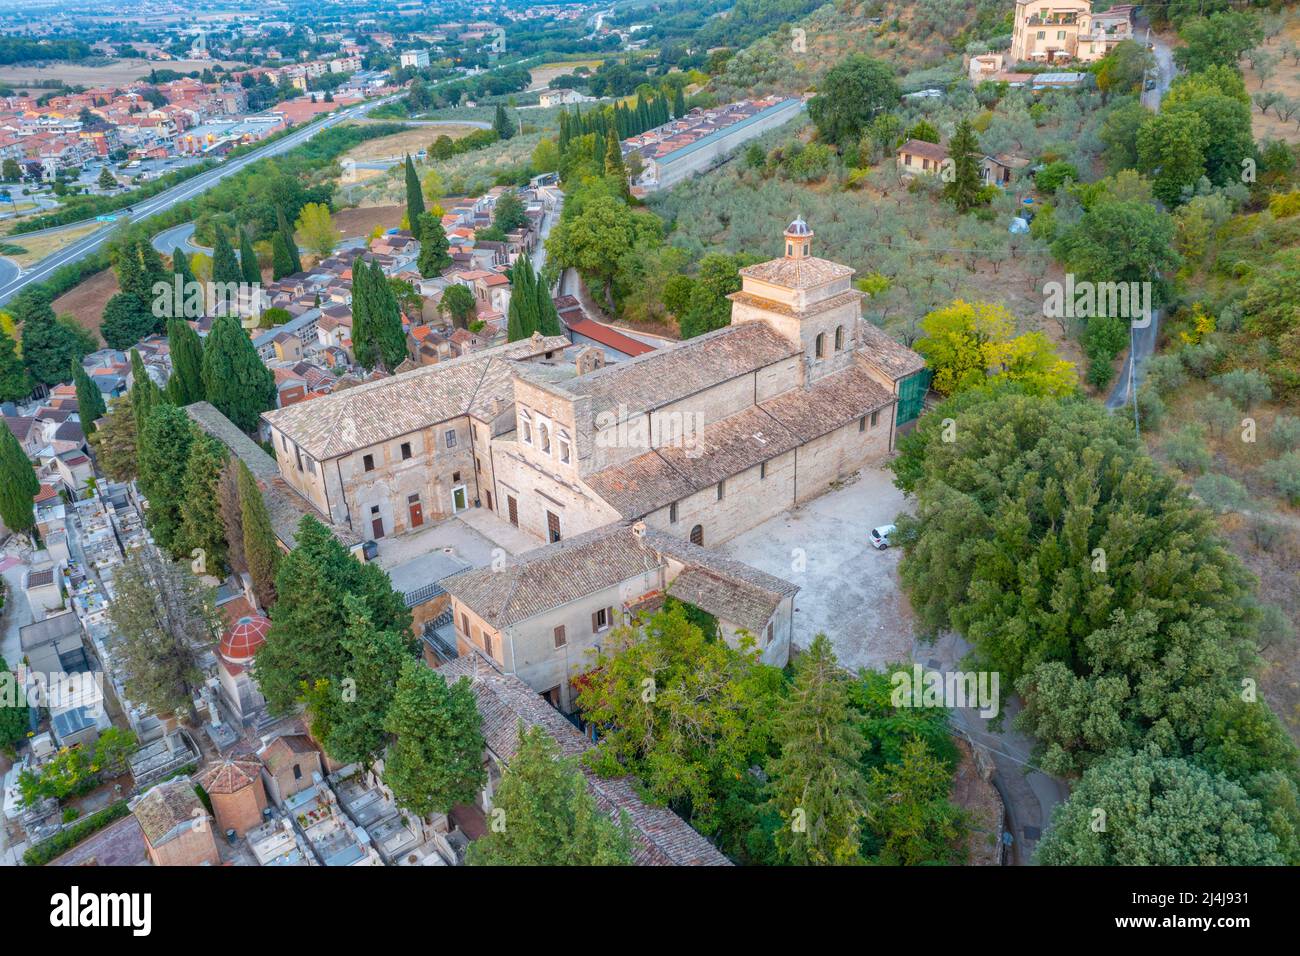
51, 266, 117, 340
9, 222, 102, 267
526, 59, 604, 91
0, 58, 246, 90
341, 125, 481, 164
1242, 18, 1300, 143
333, 205, 405, 238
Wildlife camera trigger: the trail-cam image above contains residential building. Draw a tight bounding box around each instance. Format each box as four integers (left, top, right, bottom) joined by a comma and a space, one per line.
1008, 1, 1135, 64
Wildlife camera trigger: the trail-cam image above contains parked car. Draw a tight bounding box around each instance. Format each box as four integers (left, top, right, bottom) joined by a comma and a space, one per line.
870, 524, 896, 550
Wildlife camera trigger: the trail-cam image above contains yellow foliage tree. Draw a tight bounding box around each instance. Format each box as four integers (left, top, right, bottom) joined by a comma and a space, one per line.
295, 202, 340, 259
916, 300, 1076, 396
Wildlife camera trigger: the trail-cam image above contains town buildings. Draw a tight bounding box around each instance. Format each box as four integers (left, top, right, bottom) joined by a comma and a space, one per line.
1008, 1, 1135, 64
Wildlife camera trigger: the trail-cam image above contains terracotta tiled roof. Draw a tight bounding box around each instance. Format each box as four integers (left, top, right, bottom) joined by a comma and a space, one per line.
564, 323, 797, 420
219, 614, 270, 665
737, 255, 854, 291
261, 336, 570, 459
897, 138, 950, 164
856, 323, 927, 379
197, 758, 262, 795
132, 777, 205, 847
566, 318, 657, 357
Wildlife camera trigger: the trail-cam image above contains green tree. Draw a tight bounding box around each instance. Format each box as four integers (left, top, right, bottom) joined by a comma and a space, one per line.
0, 657, 30, 748
89, 396, 136, 482
211, 225, 242, 296
1037, 751, 1283, 865
383, 658, 486, 816
1053, 199, 1180, 289
13, 290, 86, 387
129, 348, 163, 453
493, 103, 515, 141
766, 635, 868, 865
178, 431, 228, 575
165, 317, 204, 406
107, 544, 215, 724
237, 460, 279, 609
577, 604, 783, 836
467, 723, 633, 866
1099, 98, 1150, 172
506, 254, 539, 341
295, 202, 339, 259
310, 596, 411, 766
1173, 12, 1263, 74
1137, 109, 1210, 205
201, 314, 275, 432
238, 228, 261, 285
71, 359, 105, 433
271, 229, 297, 280
942, 119, 983, 213
275, 206, 302, 275
416, 212, 451, 278
256, 516, 410, 712
403, 154, 425, 226
863, 736, 967, 865
807, 53, 901, 148
547, 192, 662, 309
0, 420, 38, 533
439, 283, 476, 329
100, 292, 157, 351
0, 324, 29, 403
364, 260, 406, 370
137, 404, 194, 553
493, 192, 527, 233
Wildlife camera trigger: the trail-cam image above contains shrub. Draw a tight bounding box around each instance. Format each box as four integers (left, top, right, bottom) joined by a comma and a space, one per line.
1213, 369, 1274, 409
1267, 414, 1300, 453
1193, 473, 1250, 514
1035, 161, 1080, 194
1144, 352, 1187, 394
1163, 424, 1212, 474
22, 801, 129, 866
1261, 452, 1300, 503
1255, 602, 1297, 650
1182, 339, 1225, 377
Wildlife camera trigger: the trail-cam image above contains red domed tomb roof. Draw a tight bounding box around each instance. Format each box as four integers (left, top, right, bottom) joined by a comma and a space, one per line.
220, 614, 270, 665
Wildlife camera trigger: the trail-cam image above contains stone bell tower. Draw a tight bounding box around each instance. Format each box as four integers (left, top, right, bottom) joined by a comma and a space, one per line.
727, 217, 863, 385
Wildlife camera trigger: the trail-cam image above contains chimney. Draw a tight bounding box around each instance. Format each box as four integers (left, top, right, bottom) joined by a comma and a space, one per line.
631, 520, 646, 538
574, 346, 604, 376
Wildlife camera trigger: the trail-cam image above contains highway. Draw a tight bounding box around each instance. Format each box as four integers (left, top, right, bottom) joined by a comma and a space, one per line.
0, 93, 403, 308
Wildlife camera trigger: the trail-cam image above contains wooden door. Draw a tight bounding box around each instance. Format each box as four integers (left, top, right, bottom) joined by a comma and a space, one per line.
408, 497, 423, 528
507, 495, 518, 526
546, 510, 561, 543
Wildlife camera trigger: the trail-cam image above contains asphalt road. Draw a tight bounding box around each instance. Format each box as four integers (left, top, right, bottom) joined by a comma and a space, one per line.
0, 256, 17, 290
0, 93, 402, 307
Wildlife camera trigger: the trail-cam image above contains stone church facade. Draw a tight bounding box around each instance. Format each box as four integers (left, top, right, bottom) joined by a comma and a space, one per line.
262, 219, 926, 552
487, 218, 926, 549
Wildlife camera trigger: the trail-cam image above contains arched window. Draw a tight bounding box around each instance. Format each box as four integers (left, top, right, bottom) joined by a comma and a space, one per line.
814, 332, 825, 358
834, 325, 844, 351
689, 524, 704, 546
538, 421, 551, 455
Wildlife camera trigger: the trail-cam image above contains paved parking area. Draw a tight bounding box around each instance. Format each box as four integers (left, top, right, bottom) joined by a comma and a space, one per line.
718, 465, 916, 673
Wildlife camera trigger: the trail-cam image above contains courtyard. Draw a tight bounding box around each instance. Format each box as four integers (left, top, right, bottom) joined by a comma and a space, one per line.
718, 463, 916, 673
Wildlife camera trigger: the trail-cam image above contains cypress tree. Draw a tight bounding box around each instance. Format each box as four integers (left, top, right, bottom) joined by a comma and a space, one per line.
137, 404, 194, 553
238, 460, 280, 609
943, 119, 984, 214
178, 431, 228, 574
370, 261, 407, 370
201, 314, 275, 432
239, 228, 261, 285
493, 103, 514, 140
72, 358, 106, 434
211, 226, 241, 311
506, 255, 538, 342
0, 418, 38, 533
534, 268, 561, 337
271, 230, 296, 280
129, 348, 163, 449
350, 257, 375, 368
172, 245, 195, 286
276, 207, 302, 274
165, 317, 204, 406
403, 154, 425, 225
416, 212, 451, 278
0, 324, 30, 403
673, 85, 686, 119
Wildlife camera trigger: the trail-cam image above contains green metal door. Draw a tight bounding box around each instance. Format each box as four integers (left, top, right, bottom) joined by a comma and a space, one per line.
896, 369, 931, 425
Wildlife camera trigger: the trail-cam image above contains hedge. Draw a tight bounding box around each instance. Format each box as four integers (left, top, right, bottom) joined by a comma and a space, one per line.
23, 799, 129, 866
